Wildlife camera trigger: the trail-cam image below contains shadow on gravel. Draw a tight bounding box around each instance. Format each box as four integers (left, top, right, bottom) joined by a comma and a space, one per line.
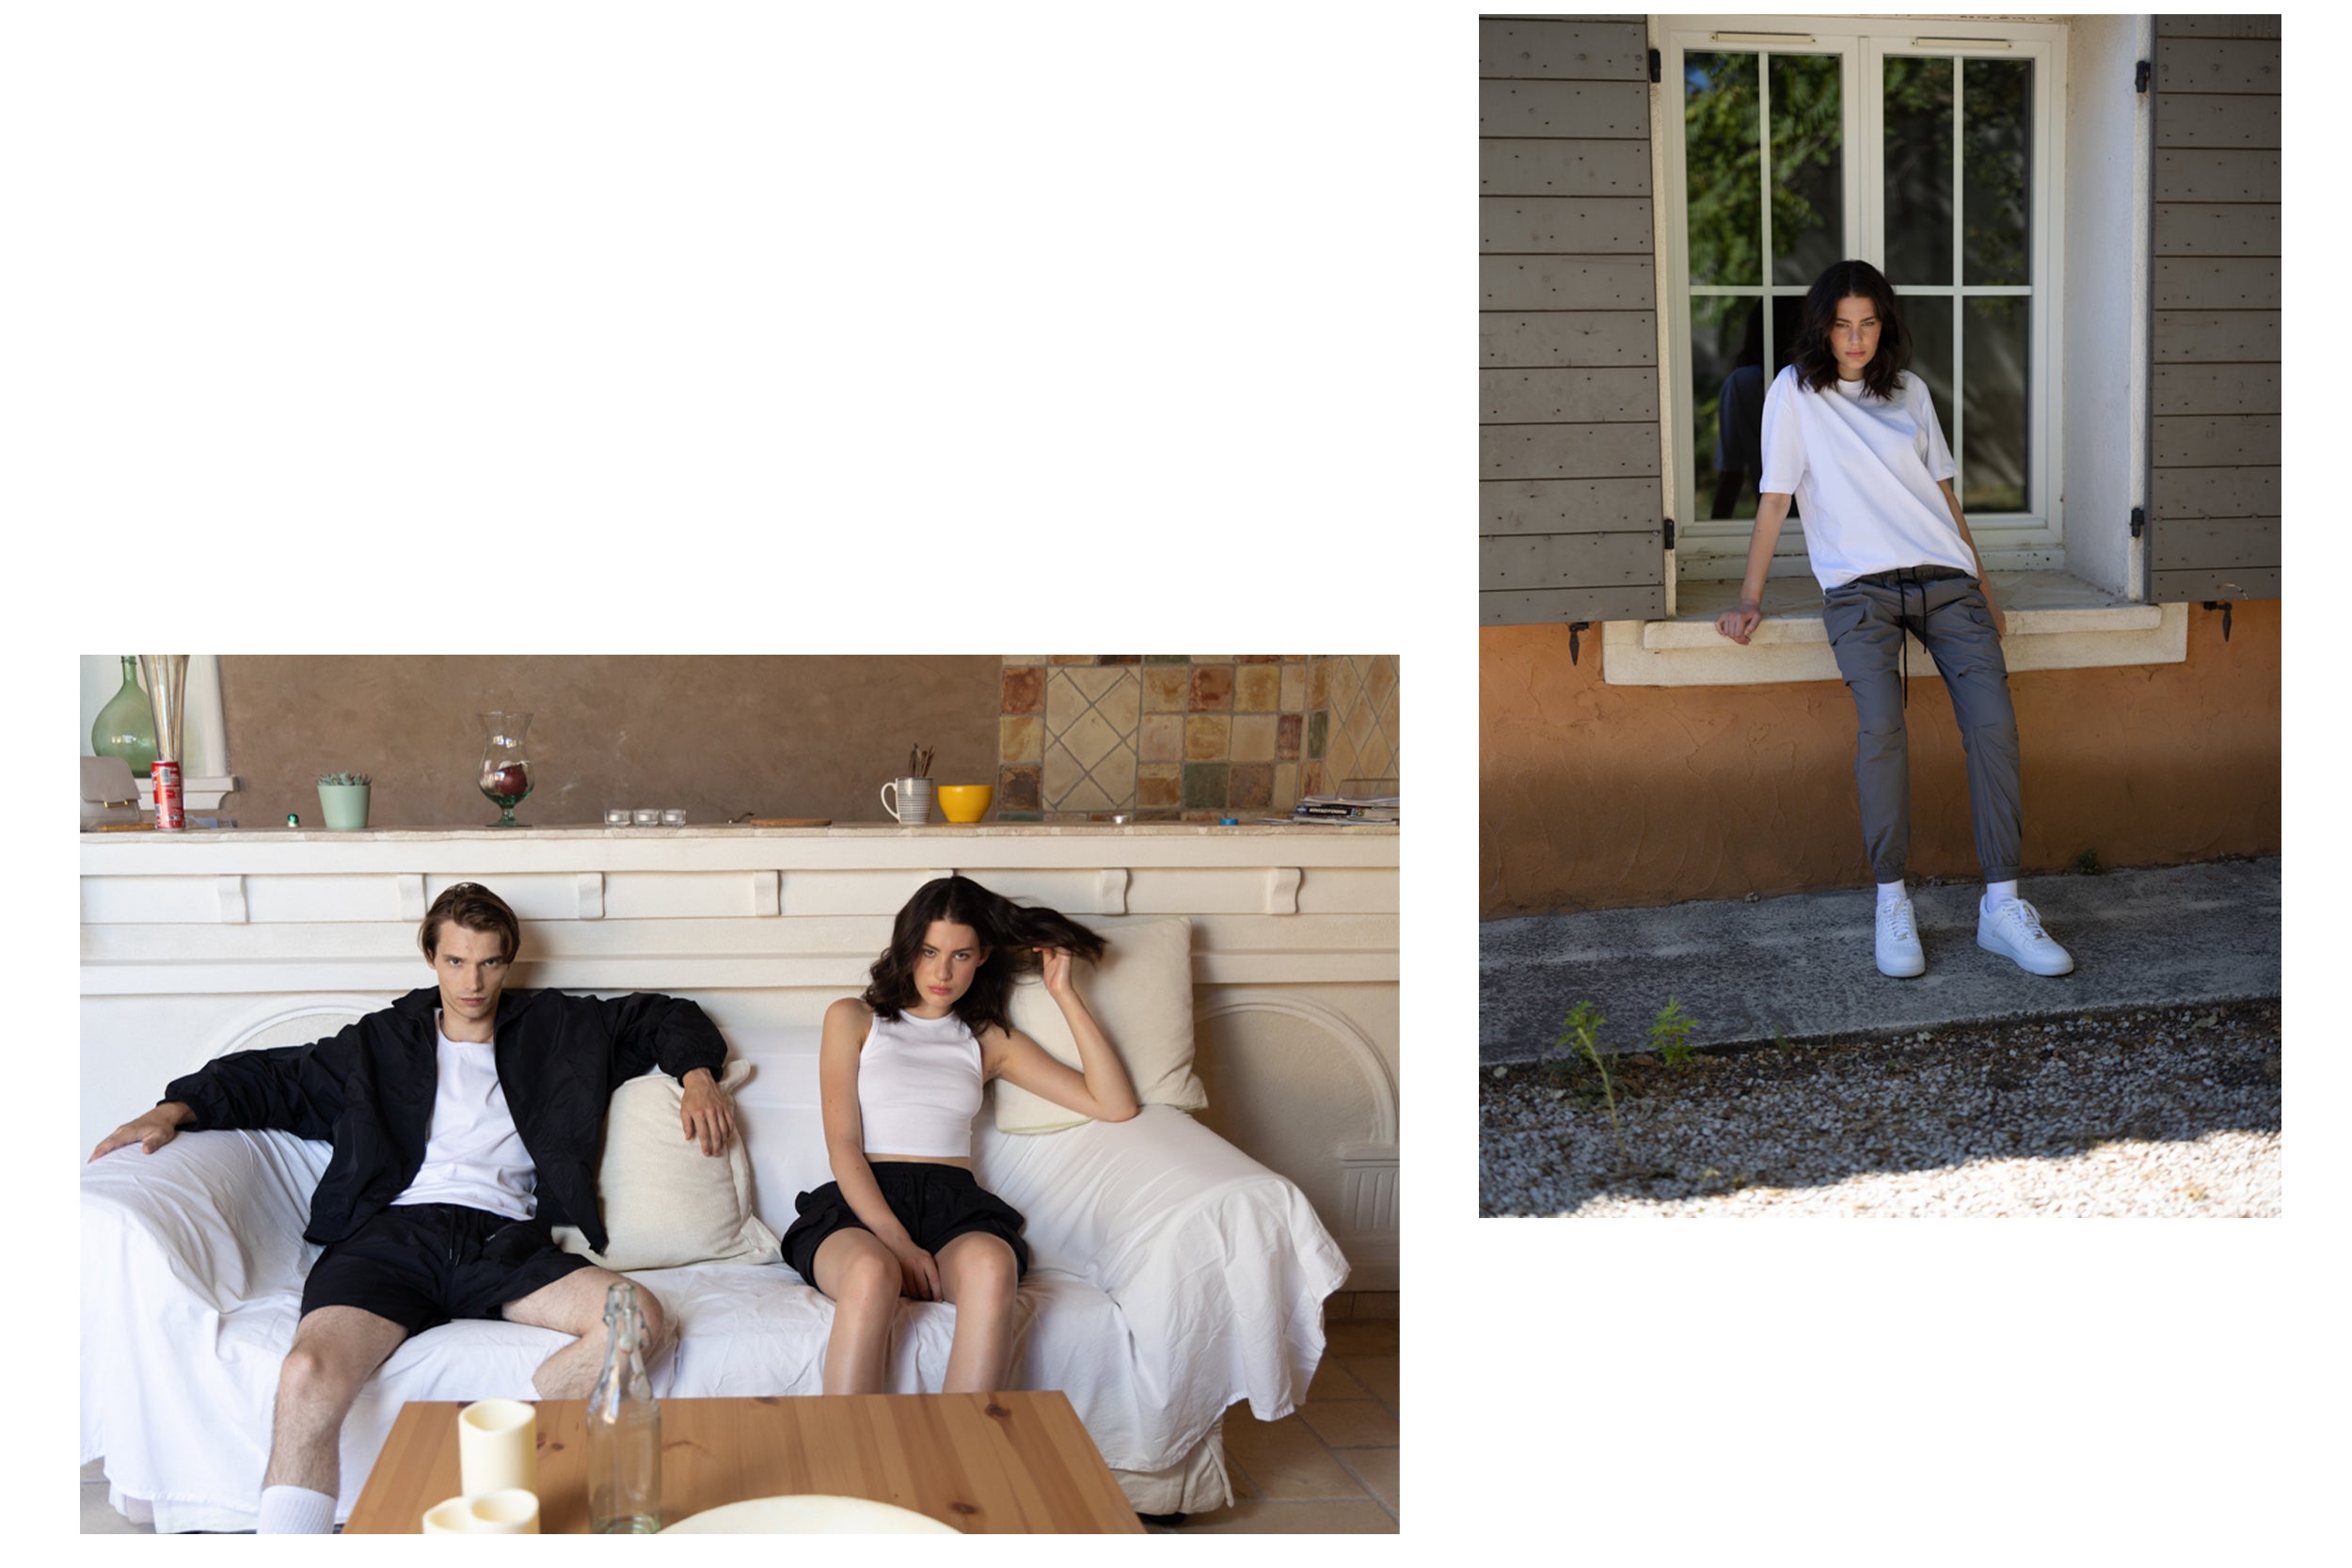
1480, 999, 2281, 1216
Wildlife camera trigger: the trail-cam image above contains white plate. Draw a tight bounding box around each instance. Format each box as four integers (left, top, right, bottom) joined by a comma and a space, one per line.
660, 1494, 960, 1533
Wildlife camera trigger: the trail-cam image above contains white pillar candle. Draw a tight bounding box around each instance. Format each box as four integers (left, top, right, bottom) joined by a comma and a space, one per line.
422, 1488, 540, 1534
457, 1398, 537, 1497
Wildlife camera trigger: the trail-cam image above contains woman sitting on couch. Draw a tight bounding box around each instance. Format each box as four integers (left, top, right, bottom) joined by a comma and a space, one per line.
782, 874, 1139, 1394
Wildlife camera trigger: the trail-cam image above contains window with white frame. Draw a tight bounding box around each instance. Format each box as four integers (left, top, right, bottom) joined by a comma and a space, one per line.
1659, 17, 2065, 582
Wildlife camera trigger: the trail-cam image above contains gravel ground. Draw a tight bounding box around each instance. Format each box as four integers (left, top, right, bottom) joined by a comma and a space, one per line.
1481, 999, 2280, 1217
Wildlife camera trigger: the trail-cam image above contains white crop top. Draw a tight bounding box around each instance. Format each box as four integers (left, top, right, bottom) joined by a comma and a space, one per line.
858, 1008, 983, 1157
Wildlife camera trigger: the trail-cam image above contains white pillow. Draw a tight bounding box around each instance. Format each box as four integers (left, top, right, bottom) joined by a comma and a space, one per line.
993, 915, 1208, 1133
554, 1058, 781, 1269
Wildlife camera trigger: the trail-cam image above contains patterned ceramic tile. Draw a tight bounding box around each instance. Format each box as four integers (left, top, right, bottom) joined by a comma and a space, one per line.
1237, 654, 1280, 662
1230, 763, 1273, 810
1307, 709, 1328, 760
1143, 654, 1191, 664
1141, 665, 1188, 712
1182, 762, 1229, 809
1232, 713, 1277, 762
1184, 714, 1231, 761
1274, 761, 1299, 809
1280, 662, 1307, 713
1049, 655, 1097, 665
1041, 742, 1088, 804
1138, 713, 1184, 762
1277, 713, 1303, 761
1001, 665, 1043, 716
1136, 764, 1181, 809
1235, 664, 1280, 712
1309, 659, 1329, 708
1188, 665, 1234, 711
999, 715, 1041, 765
1304, 760, 1326, 795
996, 766, 1041, 812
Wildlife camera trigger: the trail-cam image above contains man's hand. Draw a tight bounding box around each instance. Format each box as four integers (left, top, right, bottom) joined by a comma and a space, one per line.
88, 1103, 191, 1164
893, 1243, 941, 1303
1715, 601, 1763, 644
678, 1069, 735, 1156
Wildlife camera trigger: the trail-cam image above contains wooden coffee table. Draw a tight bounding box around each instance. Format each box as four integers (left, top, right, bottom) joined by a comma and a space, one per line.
344, 1391, 1144, 1533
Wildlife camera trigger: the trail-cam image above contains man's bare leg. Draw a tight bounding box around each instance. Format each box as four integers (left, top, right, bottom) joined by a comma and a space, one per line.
262, 1306, 410, 1498
504, 1265, 670, 1400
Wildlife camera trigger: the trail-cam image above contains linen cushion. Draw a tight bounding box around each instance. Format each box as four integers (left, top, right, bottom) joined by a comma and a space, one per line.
554, 1058, 780, 1269
993, 915, 1207, 1132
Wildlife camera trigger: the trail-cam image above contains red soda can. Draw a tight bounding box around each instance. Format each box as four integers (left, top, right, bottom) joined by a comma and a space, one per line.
151, 760, 185, 831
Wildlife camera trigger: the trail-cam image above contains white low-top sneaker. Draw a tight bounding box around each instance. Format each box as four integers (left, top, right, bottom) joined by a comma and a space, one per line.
1875, 895, 1925, 977
1978, 895, 2074, 975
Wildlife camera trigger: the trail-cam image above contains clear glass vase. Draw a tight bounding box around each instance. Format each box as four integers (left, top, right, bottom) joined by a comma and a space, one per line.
477, 710, 533, 828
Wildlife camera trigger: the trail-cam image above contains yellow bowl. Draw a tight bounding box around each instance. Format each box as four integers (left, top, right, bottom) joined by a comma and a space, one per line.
935, 784, 993, 823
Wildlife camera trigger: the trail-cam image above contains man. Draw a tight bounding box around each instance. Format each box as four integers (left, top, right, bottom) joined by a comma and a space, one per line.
87, 881, 735, 1534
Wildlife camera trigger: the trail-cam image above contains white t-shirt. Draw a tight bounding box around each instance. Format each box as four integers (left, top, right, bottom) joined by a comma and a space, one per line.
392, 1013, 537, 1219
1756, 364, 1977, 590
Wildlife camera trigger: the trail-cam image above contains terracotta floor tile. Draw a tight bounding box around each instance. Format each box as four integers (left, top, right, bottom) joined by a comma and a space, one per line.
1337, 1448, 1399, 1514
1308, 1356, 1370, 1402
1326, 1318, 1399, 1356
1297, 1401, 1399, 1449
1219, 1412, 1366, 1500
1343, 1354, 1399, 1411
1176, 1498, 1398, 1534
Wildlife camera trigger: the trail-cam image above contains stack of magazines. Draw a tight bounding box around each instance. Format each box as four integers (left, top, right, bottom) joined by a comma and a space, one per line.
1275, 795, 1400, 825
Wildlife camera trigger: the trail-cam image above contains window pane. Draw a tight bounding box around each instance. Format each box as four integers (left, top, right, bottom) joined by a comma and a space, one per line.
1692, 294, 1766, 521
1883, 55, 1952, 287
1685, 52, 1760, 286
1903, 293, 1955, 457
1963, 296, 2028, 513
1769, 55, 1843, 285
1963, 59, 2033, 286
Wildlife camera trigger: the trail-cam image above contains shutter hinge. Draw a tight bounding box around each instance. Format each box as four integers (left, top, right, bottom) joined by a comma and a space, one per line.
2202, 600, 2233, 641
1663, 517, 1676, 550
2136, 59, 2151, 93
1649, 48, 1661, 85
2129, 506, 2145, 539
1569, 621, 1590, 665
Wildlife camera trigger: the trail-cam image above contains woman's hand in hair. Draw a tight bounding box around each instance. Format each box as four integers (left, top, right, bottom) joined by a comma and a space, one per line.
1038, 945, 1078, 998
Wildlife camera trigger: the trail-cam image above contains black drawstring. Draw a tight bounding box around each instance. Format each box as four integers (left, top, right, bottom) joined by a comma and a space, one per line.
1897, 566, 1918, 709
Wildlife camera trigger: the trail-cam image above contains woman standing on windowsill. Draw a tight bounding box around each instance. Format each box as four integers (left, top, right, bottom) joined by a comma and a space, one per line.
1713, 258, 2074, 981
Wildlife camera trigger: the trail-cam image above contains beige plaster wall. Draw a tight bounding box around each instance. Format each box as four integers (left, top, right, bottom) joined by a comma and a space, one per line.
1481, 602, 2281, 918
217, 656, 1001, 829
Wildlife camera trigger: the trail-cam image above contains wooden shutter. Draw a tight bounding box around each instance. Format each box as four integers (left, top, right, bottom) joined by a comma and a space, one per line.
2147, 14, 2280, 602
1479, 16, 1665, 626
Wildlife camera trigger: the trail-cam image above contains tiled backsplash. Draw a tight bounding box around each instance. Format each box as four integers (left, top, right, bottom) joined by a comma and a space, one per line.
996, 656, 1400, 822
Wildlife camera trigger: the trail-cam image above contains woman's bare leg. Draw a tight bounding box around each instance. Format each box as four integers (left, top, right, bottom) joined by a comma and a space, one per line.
935, 1232, 1020, 1394
811, 1228, 902, 1394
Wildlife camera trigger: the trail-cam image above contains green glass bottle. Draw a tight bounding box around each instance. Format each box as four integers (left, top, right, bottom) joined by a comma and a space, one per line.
91, 656, 158, 771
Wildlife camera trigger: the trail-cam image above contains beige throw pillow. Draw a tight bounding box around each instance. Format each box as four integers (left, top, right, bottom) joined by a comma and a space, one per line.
993, 915, 1208, 1133
554, 1058, 781, 1269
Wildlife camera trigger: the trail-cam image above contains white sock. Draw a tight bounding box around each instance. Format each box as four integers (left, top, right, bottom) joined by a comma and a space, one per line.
1984, 879, 2018, 909
1877, 879, 1908, 907
257, 1484, 337, 1534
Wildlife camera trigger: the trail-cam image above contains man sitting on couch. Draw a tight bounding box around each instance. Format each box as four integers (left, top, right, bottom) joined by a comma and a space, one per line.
87, 881, 735, 1534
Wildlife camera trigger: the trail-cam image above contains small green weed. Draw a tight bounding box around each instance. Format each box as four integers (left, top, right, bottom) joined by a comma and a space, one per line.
1649, 996, 1698, 1068
1554, 1000, 1627, 1163
2075, 847, 2103, 875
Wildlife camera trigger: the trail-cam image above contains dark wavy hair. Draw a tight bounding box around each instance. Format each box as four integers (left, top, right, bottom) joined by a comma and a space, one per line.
1789, 259, 1910, 399
863, 874, 1106, 1034
419, 881, 521, 964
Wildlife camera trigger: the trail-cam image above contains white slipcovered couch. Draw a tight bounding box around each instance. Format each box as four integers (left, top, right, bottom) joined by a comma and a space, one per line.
80, 1017, 1350, 1531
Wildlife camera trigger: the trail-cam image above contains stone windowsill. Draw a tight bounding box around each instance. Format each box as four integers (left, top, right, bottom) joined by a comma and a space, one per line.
1603, 569, 2185, 687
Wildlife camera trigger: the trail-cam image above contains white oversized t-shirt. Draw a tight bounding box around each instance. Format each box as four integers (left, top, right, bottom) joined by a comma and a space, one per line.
391, 1013, 537, 1219
1756, 364, 1977, 590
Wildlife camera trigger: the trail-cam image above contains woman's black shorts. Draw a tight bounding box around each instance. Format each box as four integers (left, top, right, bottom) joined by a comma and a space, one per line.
781, 1163, 1030, 1287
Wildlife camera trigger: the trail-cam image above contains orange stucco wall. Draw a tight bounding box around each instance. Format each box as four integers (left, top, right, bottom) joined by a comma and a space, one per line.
1480, 602, 2281, 918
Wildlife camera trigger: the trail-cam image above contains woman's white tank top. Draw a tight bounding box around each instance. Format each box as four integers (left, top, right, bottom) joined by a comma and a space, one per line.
858, 1007, 982, 1157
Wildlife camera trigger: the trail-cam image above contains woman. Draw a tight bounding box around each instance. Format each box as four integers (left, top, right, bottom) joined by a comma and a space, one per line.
783, 874, 1139, 1395
1713, 258, 2073, 981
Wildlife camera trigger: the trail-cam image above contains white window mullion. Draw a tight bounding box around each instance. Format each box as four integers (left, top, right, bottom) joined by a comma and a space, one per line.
1950, 55, 1967, 505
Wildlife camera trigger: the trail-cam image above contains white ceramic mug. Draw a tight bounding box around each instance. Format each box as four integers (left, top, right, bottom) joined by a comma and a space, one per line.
881, 777, 934, 824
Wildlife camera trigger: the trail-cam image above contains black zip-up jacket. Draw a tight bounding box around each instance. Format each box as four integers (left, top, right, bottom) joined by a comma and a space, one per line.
161, 985, 726, 1253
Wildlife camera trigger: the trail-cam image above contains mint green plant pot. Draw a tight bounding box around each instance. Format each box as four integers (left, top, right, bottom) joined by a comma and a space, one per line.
317, 783, 371, 831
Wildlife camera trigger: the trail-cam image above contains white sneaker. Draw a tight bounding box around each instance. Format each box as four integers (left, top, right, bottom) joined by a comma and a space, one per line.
1978, 895, 2074, 975
1875, 895, 1925, 977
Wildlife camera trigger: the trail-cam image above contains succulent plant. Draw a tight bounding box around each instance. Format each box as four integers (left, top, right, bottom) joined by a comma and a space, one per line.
317, 771, 373, 786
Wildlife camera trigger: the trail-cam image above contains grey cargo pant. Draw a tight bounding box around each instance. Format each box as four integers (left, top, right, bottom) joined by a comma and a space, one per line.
1820, 565, 2021, 885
